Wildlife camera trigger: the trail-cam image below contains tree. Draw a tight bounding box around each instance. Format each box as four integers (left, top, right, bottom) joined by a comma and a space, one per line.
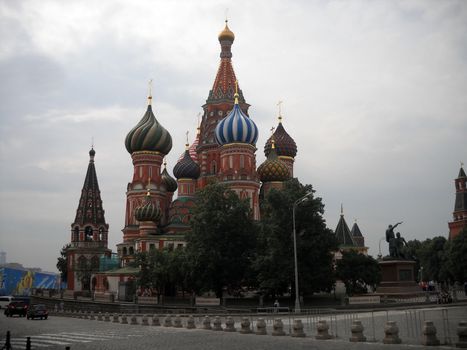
254, 179, 338, 298
56, 244, 71, 284
416, 236, 449, 282
401, 239, 422, 281
185, 182, 258, 298
444, 228, 467, 283
336, 250, 381, 296
131, 249, 171, 300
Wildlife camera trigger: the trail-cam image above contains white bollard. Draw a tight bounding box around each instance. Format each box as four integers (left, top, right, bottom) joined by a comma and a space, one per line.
383, 321, 401, 344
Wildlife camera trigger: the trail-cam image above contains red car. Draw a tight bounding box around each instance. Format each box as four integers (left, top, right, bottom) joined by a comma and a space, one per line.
4, 301, 28, 317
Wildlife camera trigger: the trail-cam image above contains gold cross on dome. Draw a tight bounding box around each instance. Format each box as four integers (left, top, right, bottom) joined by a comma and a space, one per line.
277, 100, 283, 121
461, 161, 464, 168
185, 130, 189, 148
270, 126, 275, 135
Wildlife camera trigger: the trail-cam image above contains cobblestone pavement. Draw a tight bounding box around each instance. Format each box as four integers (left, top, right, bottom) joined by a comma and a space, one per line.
0, 305, 465, 349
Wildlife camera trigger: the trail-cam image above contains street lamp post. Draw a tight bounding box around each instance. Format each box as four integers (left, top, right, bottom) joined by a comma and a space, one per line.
292, 192, 313, 313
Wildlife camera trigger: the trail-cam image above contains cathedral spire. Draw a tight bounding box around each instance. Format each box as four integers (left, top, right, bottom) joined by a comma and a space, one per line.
207, 20, 246, 104
73, 148, 107, 226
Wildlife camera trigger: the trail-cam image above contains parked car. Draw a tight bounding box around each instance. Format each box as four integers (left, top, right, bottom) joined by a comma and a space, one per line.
27, 304, 48, 320
4, 301, 28, 317
0, 296, 14, 310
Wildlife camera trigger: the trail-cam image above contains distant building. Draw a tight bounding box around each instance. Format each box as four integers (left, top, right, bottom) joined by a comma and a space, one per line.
0, 251, 6, 265
448, 164, 467, 240
334, 205, 368, 259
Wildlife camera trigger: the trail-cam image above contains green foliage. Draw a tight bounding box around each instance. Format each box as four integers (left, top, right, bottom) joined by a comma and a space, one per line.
336, 250, 381, 296
415, 236, 449, 282
444, 228, 467, 283
185, 182, 258, 298
131, 249, 172, 296
56, 244, 70, 283
254, 179, 338, 297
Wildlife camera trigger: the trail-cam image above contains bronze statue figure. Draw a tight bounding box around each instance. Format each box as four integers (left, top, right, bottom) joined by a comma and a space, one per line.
386, 222, 403, 258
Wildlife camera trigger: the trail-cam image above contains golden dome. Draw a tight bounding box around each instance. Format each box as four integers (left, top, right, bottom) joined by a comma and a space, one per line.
218, 20, 235, 41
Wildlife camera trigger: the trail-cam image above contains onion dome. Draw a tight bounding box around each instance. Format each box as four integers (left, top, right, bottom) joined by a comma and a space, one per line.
264, 116, 297, 158
218, 20, 235, 42
257, 140, 290, 182
173, 144, 201, 180
161, 160, 178, 193
89, 147, 96, 158
215, 87, 258, 146
125, 93, 172, 155
134, 190, 160, 222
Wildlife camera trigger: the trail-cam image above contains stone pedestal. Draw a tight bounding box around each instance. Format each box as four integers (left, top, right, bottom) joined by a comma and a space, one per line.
421, 321, 440, 346
316, 320, 332, 340
255, 318, 267, 335
457, 321, 467, 348
350, 320, 366, 342
291, 320, 306, 337
272, 319, 286, 336
376, 259, 420, 295
383, 321, 401, 344
240, 318, 252, 334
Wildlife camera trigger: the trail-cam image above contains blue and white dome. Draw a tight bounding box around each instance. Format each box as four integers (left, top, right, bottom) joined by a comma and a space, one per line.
215, 102, 258, 146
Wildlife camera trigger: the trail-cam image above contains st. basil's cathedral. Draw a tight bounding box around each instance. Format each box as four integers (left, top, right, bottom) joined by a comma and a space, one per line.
65, 21, 300, 292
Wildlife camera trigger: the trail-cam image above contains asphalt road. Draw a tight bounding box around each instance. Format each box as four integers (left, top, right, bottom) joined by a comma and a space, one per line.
0, 305, 465, 350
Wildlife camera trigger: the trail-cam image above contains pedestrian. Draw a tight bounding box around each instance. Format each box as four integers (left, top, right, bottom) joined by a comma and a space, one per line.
273, 299, 280, 312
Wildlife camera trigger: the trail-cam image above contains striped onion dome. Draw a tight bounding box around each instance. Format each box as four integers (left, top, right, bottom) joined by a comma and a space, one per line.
173, 147, 200, 180
125, 97, 172, 155
215, 94, 258, 146
264, 121, 297, 158
257, 141, 290, 182
134, 191, 160, 222
161, 161, 178, 193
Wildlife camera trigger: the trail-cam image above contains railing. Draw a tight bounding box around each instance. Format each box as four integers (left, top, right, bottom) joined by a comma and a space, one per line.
70, 241, 106, 248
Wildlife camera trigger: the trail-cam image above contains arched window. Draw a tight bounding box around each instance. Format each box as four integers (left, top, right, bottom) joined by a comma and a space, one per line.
122, 247, 128, 256
85, 226, 93, 241
129, 246, 134, 255
91, 256, 99, 269
73, 227, 79, 241
240, 155, 245, 169
211, 160, 217, 174
99, 227, 104, 241
78, 255, 87, 270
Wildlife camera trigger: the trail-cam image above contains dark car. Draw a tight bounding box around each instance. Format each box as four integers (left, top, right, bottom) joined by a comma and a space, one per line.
27, 304, 48, 320
4, 301, 28, 317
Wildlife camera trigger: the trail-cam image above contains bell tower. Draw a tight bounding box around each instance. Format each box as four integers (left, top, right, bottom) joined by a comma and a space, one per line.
67, 148, 111, 292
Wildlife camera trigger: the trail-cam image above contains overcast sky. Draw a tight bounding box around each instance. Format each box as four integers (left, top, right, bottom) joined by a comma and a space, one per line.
0, 0, 466, 273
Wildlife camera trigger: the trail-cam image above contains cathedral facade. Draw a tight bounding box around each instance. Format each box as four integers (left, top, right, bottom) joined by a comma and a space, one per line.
66, 21, 299, 291
115, 21, 297, 266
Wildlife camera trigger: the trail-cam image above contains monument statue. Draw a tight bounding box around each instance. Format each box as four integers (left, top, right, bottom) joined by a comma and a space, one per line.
395, 232, 407, 259
385, 222, 403, 258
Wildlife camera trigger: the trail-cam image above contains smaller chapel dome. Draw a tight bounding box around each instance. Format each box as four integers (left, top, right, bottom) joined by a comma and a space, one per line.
264, 121, 297, 158
218, 20, 235, 42
125, 96, 172, 155
161, 161, 178, 193
257, 141, 290, 182
173, 148, 200, 180
134, 191, 160, 222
